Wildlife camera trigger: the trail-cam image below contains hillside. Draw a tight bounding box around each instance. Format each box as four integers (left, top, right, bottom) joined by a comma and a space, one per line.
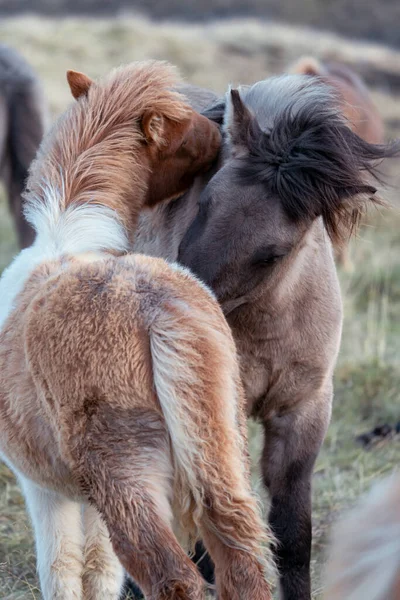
0, 0, 400, 49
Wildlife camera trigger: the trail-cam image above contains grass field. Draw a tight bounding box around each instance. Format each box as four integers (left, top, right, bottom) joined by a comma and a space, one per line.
0, 15, 399, 600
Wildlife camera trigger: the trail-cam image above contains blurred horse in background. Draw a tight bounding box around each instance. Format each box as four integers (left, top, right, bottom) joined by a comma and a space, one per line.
324, 473, 400, 600
289, 57, 386, 270
0, 45, 48, 248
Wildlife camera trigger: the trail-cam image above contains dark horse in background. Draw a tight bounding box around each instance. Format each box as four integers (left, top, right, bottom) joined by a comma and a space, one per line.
0, 45, 47, 248
126, 75, 398, 600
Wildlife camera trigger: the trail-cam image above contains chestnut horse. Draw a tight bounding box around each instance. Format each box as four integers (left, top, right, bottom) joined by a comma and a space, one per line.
0, 45, 48, 248
132, 75, 398, 599
0, 61, 272, 600
325, 474, 400, 600
289, 56, 385, 270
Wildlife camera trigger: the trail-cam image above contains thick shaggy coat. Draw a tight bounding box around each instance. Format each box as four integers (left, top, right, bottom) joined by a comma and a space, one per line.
0, 61, 272, 600
134, 74, 398, 600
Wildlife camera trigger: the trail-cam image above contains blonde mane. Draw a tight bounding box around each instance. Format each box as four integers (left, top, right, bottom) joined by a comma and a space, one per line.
24, 61, 191, 231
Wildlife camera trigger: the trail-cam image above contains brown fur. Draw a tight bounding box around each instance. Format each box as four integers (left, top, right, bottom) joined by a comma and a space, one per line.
1, 255, 271, 599
0, 61, 271, 600
26, 61, 221, 239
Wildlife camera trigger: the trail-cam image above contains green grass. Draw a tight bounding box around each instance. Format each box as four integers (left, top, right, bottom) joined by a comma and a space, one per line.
0, 15, 400, 600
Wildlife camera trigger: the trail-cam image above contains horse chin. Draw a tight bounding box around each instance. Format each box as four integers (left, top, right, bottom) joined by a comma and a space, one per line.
221, 295, 248, 316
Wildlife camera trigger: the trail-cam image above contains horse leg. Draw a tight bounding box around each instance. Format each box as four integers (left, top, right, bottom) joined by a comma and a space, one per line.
19, 476, 84, 600
261, 397, 331, 600
82, 503, 124, 600
192, 541, 215, 585
9, 171, 35, 248
123, 576, 144, 598
73, 405, 206, 600
200, 531, 271, 600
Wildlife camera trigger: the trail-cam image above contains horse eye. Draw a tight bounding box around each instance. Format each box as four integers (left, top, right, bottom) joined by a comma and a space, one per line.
252, 254, 282, 267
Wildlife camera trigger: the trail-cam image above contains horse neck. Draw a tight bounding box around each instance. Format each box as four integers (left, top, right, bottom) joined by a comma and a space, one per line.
134, 170, 210, 259
256, 219, 335, 312
26, 130, 150, 258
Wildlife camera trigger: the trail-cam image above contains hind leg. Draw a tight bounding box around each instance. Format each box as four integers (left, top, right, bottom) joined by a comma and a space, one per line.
123, 576, 144, 598
188, 402, 272, 600
73, 406, 205, 600
192, 541, 215, 586
82, 503, 124, 600
19, 476, 84, 600
198, 482, 272, 600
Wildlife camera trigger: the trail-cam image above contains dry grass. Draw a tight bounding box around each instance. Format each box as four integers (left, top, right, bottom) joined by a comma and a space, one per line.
0, 14, 399, 600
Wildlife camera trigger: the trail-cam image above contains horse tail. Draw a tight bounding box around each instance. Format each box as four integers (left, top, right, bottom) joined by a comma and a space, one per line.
6, 60, 48, 248
149, 274, 273, 572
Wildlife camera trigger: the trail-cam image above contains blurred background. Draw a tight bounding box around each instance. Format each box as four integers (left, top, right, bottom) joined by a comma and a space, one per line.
0, 1, 399, 599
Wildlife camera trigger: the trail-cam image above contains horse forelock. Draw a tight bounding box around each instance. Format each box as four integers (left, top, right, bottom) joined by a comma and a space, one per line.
229, 75, 395, 245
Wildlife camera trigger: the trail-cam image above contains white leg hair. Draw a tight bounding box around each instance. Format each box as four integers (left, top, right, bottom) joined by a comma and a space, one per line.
19, 476, 84, 600
82, 503, 124, 600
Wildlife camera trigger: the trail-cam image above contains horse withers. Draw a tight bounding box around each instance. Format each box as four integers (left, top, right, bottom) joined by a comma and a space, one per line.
133, 74, 399, 599
0, 45, 48, 248
0, 61, 272, 600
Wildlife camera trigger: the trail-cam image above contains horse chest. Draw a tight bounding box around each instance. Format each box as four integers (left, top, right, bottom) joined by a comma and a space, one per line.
232, 317, 304, 418
235, 334, 288, 416
239, 354, 270, 414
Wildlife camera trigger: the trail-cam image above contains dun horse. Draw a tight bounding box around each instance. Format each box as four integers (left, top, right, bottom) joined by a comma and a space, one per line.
0, 61, 272, 600
133, 75, 398, 599
325, 474, 400, 600
289, 56, 385, 270
0, 45, 48, 248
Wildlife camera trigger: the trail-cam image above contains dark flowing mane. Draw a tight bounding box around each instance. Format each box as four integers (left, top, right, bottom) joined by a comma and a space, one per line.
229, 77, 399, 245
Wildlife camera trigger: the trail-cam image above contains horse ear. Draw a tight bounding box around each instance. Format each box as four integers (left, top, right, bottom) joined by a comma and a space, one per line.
141, 112, 166, 146
225, 88, 259, 150
66, 70, 94, 100
289, 56, 324, 77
